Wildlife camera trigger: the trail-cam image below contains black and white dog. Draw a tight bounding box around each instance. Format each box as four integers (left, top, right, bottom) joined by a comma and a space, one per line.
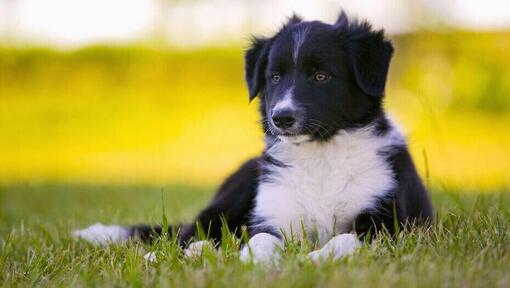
74, 12, 433, 263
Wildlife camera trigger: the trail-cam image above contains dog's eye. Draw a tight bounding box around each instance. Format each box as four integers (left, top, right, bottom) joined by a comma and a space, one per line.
313, 72, 330, 82
271, 74, 281, 84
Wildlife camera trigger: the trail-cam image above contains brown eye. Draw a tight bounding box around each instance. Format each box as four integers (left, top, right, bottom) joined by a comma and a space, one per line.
313, 72, 330, 82
271, 74, 281, 83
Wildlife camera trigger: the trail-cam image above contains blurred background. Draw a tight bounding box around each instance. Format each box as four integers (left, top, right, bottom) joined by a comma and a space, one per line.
1, 0, 509, 191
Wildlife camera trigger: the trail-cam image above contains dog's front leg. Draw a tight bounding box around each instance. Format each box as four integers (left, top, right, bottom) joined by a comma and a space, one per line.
239, 233, 283, 264
308, 233, 361, 262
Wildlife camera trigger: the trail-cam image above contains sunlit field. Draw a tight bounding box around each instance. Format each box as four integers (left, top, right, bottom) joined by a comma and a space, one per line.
1, 32, 509, 189
1, 31, 510, 286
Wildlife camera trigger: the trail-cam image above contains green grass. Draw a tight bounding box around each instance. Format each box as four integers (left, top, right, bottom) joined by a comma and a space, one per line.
1, 184, 509, 287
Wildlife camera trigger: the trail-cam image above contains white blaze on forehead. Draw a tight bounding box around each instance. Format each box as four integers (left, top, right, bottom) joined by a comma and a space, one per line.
273, 87, 295, 112
292, 27, 309, 64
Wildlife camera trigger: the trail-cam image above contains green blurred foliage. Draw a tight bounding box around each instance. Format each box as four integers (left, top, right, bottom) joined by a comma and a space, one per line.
0, 31, 509, 188
393, 32, 510, 113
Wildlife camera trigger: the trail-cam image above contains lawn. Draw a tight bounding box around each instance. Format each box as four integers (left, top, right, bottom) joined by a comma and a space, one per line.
1, 31, 510, 286
1, 183, 509, 287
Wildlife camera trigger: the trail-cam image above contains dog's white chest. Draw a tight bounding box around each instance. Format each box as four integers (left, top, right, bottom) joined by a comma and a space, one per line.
253, 128, 400, 245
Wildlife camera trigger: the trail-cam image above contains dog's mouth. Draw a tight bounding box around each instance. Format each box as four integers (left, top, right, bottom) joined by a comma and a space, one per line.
277, 134, 311, 144
268, 120, 318, 144
270, 124, 313, 144
278, 131, 302, 137
271, 123, 335, 143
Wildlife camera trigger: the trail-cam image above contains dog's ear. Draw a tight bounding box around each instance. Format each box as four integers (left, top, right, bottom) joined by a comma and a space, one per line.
244, 14, 300, 101
342, 20, 394, 97
335, 10, 349, 27
245, 37, 270, 101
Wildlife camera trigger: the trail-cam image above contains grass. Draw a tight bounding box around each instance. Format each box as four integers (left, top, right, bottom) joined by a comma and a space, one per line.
1, 31, 510, 286
1, 183, 509, 287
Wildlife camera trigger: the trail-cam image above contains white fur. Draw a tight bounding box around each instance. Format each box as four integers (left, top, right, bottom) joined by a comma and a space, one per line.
308, 233, 361, 262
273, 87, 295, 112
277, 134, 311, 144
183, 240, 214, 257
239, 233, 283, 264
253, 124, 404, 246
72, 223, 130, 246
144, 251, 158, 262
292, 27, 309, 64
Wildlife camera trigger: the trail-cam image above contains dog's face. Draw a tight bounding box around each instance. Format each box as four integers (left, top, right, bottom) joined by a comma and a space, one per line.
245, 13, 393, 143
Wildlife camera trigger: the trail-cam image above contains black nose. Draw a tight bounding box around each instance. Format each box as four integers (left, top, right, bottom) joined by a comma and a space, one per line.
272, 110, 296, 129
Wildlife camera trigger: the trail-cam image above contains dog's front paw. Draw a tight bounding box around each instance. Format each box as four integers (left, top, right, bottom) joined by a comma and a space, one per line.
307, 249, 324, 262
72, 223, 130, 246
144, 251, 158, 262
308, 233, 361, 262
239, 233, 283, 264
184, 240, 214, 258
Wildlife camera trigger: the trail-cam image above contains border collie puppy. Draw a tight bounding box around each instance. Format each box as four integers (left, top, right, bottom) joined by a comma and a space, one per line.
74, 12, 433, 263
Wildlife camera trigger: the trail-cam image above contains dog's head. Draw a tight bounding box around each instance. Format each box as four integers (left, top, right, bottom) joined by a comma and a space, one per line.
245, 12, 393, 143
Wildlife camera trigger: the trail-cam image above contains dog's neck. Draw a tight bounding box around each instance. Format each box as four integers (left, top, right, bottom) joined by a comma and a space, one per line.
255, 119, 405, 243
264, 117, 404, 160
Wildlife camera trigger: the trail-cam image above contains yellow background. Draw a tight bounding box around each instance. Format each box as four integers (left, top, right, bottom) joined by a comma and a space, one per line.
1, 32, 509, 190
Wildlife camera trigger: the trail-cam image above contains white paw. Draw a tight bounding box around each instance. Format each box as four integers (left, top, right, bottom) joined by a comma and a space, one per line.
72, 223, 130, 246
308, 233, 361, 262
183, 240, 214, 258
144, 251, 157, 262
239, 233, 283, 264
143, 251, 166, 262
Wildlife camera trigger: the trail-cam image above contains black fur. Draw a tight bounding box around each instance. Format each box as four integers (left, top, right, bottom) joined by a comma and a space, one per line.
132, 12, 433, 246
245, 37, 270, 101
133, 158, 260, 245
244, 13, 394, 142
354, 145, 433, 240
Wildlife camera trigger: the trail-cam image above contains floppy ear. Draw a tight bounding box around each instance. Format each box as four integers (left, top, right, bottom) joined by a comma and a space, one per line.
244, 14, 301, 101
244, 37, 270, 101
345, 23, 394, 97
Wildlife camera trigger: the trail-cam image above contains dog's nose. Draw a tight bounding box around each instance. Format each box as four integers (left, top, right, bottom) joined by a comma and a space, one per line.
272, 110, 296, 129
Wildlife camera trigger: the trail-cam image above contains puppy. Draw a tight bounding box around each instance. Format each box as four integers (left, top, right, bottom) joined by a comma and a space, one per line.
74, 12, 433, 263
